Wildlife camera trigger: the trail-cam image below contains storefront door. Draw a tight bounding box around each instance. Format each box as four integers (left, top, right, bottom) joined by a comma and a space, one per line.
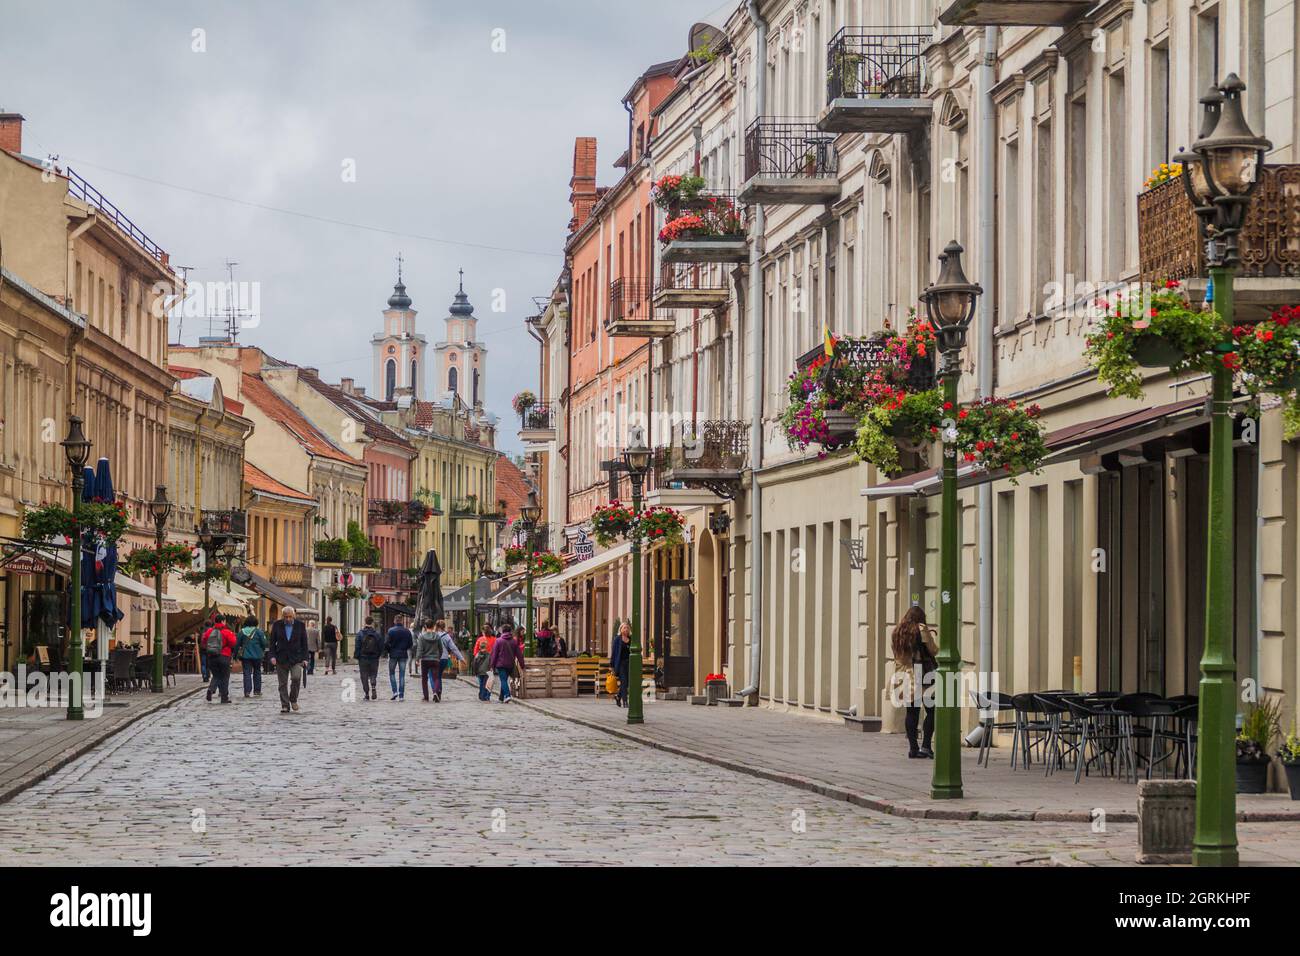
656, 580, 694, 689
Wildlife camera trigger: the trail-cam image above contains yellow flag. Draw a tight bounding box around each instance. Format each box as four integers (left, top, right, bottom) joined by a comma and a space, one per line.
823, 323, 834, 357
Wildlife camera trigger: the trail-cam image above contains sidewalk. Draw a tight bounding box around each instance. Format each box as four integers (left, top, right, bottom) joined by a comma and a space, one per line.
513, 692, 1300, 825
0, 676, 205, 804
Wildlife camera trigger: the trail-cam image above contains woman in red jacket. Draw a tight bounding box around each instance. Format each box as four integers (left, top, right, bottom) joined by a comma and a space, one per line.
202, 615, 239, 704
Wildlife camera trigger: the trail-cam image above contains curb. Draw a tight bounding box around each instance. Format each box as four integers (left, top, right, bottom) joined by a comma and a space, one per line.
501, 685, 1300, 826
0, 683, 206, 806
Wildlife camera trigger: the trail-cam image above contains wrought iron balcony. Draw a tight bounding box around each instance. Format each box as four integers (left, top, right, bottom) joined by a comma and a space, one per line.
661, 421, 749, 499
271, 563, 313, 589
368, 498, 435, 528
519, 402, 558, 443
368, 568, 408, 592
819, 28, 933, 134
938, 0, 1094, 26
740, 119, 841, 205
608, 278, 675, 337
795, 337, 936, 391
660, 189, 749, 264
1138, 165, 1300, 287
653, 263, 732, 311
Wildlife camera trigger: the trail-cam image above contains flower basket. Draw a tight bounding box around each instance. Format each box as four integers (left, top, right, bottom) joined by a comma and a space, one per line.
1132, 336, 1187, 368
511, 390, 537, 416
530, 551, 563, 577
704, 676, 728, 705
590, 501, 636, 548
123, 543, 194, 578
503, 545, 528, 567
21, 499, 130, 547
952, 397, 1048, 479
1234, 304, 1300, 437
821, 409, 858, 442
636, 506, 686, 550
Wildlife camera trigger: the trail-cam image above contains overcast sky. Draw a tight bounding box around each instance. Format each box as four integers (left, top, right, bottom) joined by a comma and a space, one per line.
1, 0, 736, 456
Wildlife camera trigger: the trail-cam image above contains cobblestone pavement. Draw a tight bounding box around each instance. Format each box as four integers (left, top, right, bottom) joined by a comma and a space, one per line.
0, 665, 1143, 865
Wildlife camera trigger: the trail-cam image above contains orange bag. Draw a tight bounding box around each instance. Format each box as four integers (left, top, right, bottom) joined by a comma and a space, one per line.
605, 673, 619, 695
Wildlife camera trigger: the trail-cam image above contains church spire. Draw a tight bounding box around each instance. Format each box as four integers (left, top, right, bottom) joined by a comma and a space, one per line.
449, 267, 473, 317
387, 251, 412, 309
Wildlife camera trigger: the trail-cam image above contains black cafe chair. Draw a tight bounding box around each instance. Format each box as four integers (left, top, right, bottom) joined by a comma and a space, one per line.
969, 690, 1018, 768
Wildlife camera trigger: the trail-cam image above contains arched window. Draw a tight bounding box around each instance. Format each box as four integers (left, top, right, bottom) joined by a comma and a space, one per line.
473, 369, 480, 406
385, 359, 396, 400
448, 366, 458, 395
410, 359, 417, 392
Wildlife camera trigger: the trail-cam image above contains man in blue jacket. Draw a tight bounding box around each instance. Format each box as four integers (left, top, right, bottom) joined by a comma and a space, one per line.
384, 615, 414, 701
269, 606, 309, 714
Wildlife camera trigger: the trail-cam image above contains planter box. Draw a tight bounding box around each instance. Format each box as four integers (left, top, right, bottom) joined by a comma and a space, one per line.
1236, 759, 1269, 794
1136, 779, 1195, 865
821, 409, 859, 444
1132, 336, 1186, 369
515, 657, 578, 699
1285, 762, 1300, 800
705, 680, 728, 705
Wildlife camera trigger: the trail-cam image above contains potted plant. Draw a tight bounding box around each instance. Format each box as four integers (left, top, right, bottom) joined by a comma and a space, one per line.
529, 551, 564, 576
650, 173, 706, 211
704, 672, 728, 704
658, 213, 708, 244
854, 388, 943, 475
951, 397, 1049, 479
22, 498, 130, 547
1142, 161, 1183, 192
635, 506, 686, 549
1084, 281, 1223, 393
1233, 303, 1300, 437
1279, 725, 1300, 800
826, 49, 864, 96
503, 545, 528, 567
1235, 698, 1281, 794
122, 543, 194, 578
802, 150, 817, 176
511, 390, 537, 416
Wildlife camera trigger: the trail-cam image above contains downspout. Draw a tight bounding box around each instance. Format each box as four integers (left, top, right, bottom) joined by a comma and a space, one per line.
968, 25, 998, 745
692, 122, 703, 425
739, 0, 767, 701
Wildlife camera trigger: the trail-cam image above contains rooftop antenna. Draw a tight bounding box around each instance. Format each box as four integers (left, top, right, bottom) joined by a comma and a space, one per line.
224, 259, 240, 343
173, 265, 195, 344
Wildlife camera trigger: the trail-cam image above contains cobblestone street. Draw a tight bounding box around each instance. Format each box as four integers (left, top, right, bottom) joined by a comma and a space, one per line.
0, 665, 1138, 866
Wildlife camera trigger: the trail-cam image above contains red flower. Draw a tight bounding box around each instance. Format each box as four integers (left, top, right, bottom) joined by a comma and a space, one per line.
943, 402, 953, 411
1222, 352, 1241, 370
1010, 432, 1019, 441
1257, 328, 1274, 342
957, 409, 968, 420
964, 452, 976, 462
1233, 325, 1247, 339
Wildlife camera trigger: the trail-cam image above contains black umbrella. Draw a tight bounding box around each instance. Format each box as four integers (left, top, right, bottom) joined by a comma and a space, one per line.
412, 548, 444, 625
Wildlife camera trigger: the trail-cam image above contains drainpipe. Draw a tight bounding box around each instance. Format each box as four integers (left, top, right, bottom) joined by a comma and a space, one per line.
968, 25, 998, 746
739, 0, 767, 702
692, 122, 703, 425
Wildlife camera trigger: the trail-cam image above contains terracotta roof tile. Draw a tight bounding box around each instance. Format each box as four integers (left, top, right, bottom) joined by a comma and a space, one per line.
494, 455, 532, 524
296, 370, 414, 451
243, 462, 315, 502
239, 373, 356, 464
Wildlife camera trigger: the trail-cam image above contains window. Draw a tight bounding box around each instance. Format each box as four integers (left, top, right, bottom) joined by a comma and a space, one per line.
1066, 70, 1088, 282
1149, 42, 1170, 171
1105, 68, 1128, 276
410, 359, 417, 392
385, 359, 396, 401
448, 365, 457, 394
1033, 109, 1054, 313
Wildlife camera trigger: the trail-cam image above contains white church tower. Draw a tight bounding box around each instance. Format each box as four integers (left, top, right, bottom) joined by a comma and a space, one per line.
370, 255, 427, 401
431, 269, 487, 409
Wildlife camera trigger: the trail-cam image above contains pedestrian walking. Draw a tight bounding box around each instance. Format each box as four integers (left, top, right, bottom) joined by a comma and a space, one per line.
415, 619, 440, 702
202, 614, 238, 703
198, 613, 221, 683
234, 615, 268, 698
355, 616, 384, 701
556, 633, 568, 658
269, 607, 309, 714
321, 616, 338, 674
432, 618, 464, 702
385, 615, 414, 701
472, 623, 496, 701
488, 625, 524, 702
890, 605, 938, 759
305, 617, 320, 682
610, 621, 631, 708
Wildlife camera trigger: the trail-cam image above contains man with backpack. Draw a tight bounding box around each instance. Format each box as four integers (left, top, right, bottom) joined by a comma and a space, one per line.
384, 615, 414, 701
202, 614, 238, 703
269, 606, 308, 714
234, 615, 269, 698
355, 616, 384, 701
321, 616, 339, 675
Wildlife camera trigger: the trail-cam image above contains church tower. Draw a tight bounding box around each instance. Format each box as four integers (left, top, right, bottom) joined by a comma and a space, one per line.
431, 269, 488, 409
370, 255, 427, 401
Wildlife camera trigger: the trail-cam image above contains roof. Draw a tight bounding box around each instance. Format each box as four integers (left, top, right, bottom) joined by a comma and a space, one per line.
243, 461, 316, 502
239, 373, 357, 464
494, 455, 532, 524
296, 370, 415, 451
168, 364, 207, 380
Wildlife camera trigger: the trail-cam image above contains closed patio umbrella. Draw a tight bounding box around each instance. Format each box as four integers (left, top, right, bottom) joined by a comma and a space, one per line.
412, 549, 445, 625
90, 458, 123, 629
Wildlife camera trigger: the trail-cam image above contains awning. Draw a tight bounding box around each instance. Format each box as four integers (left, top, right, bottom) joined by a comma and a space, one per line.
164, 572, 250, 614
863, 396, 1212, 500
237, 568, 316, 615
534, 541, 632, 597
42, 549, 158, 600
444, 577, 530, 611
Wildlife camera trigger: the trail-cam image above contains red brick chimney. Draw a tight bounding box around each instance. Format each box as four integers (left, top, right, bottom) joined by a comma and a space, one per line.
569, 137, 598, 232
0, 113, 24, 154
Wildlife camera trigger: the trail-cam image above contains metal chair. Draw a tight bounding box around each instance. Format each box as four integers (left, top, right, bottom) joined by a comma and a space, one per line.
1009, 693, 1052, 769
1065, 697, 1134, 783
1035, 693, 1084, 777
970, 690, 1017, 768
1113, 694, 1170, 780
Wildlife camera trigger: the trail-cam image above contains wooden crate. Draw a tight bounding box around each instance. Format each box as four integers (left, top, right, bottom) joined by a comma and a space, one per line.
517, 658, 579, 699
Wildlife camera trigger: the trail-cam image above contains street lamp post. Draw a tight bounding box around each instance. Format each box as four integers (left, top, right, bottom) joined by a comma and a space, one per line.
465, 536, 483, 637
1174, 74, 1270, 868
148, 485, 172, 693
519, 492, 542, 656
338, 564, 353, 661
61, 416, 92, 721
918, 241, 982, 801
622, 429, 653, 726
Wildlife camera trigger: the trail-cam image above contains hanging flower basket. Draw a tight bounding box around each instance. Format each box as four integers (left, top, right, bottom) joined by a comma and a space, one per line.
503, 545, 528, 567
21, 499, 130, 546
1234, 304, 1300, 437
853, 389, 944, 476
1084, 281, 1223, 398
590, 501, 636, 547
1131, 336, 1187, 368
122, 543, 194, 578
635, 506, 686, 549
511, 390, 537, 415
953, 398, 1049, 479
529, 551, 564, 576
325, 584, 364, 602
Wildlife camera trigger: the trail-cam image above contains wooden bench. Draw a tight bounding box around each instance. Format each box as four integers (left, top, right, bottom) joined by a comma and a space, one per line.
575, 657, 608, 696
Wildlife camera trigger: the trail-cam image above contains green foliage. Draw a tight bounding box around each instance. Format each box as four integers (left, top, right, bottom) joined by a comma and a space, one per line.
1233, 304, 1300, 438
1279, 724, 1300, 765
1084, 282, 1223, 399
22, 499, 130, 545
853, 389, 944, 475
590, 502, 636, 547
1236, 697, 1282, 763
122, 543, 194, 577
953, 397, 1049, 479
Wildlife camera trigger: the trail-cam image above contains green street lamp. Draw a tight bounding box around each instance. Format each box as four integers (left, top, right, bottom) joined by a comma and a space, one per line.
519, 491, 542, 655
61, 415, 92, 721
918, 240, 982, 800
465, 536, 484, 636
148, 485, 172, 693
1174, 73, 1271, 868
622, 427, 653, 726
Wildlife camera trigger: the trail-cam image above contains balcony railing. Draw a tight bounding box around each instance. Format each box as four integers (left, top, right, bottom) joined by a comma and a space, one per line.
368, 498, 435, 527
271, 563, 313, 589
826, 27, 931, 101
743, 119, 838, 181
608, 278, 675, 337
665, 420, 749, 489
938, 0, 1095, 28
795, 336, 936, 392
368, 568, 408, 592
653, 263, 732, 311
519, 403, 557, 432
1138, 165, 1300, 284
66, 167, 170, 266
660, 189, 749, 264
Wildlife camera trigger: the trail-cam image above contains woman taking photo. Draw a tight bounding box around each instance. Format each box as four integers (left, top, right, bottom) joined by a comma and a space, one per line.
890, 605, 938, 759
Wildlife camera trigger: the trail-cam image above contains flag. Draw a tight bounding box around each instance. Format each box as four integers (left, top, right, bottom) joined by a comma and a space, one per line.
823, 323, 834, 357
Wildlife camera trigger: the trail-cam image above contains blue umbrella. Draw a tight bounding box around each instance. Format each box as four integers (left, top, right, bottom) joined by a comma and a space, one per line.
78, 464, 98, 627
91, 458, 123, 627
